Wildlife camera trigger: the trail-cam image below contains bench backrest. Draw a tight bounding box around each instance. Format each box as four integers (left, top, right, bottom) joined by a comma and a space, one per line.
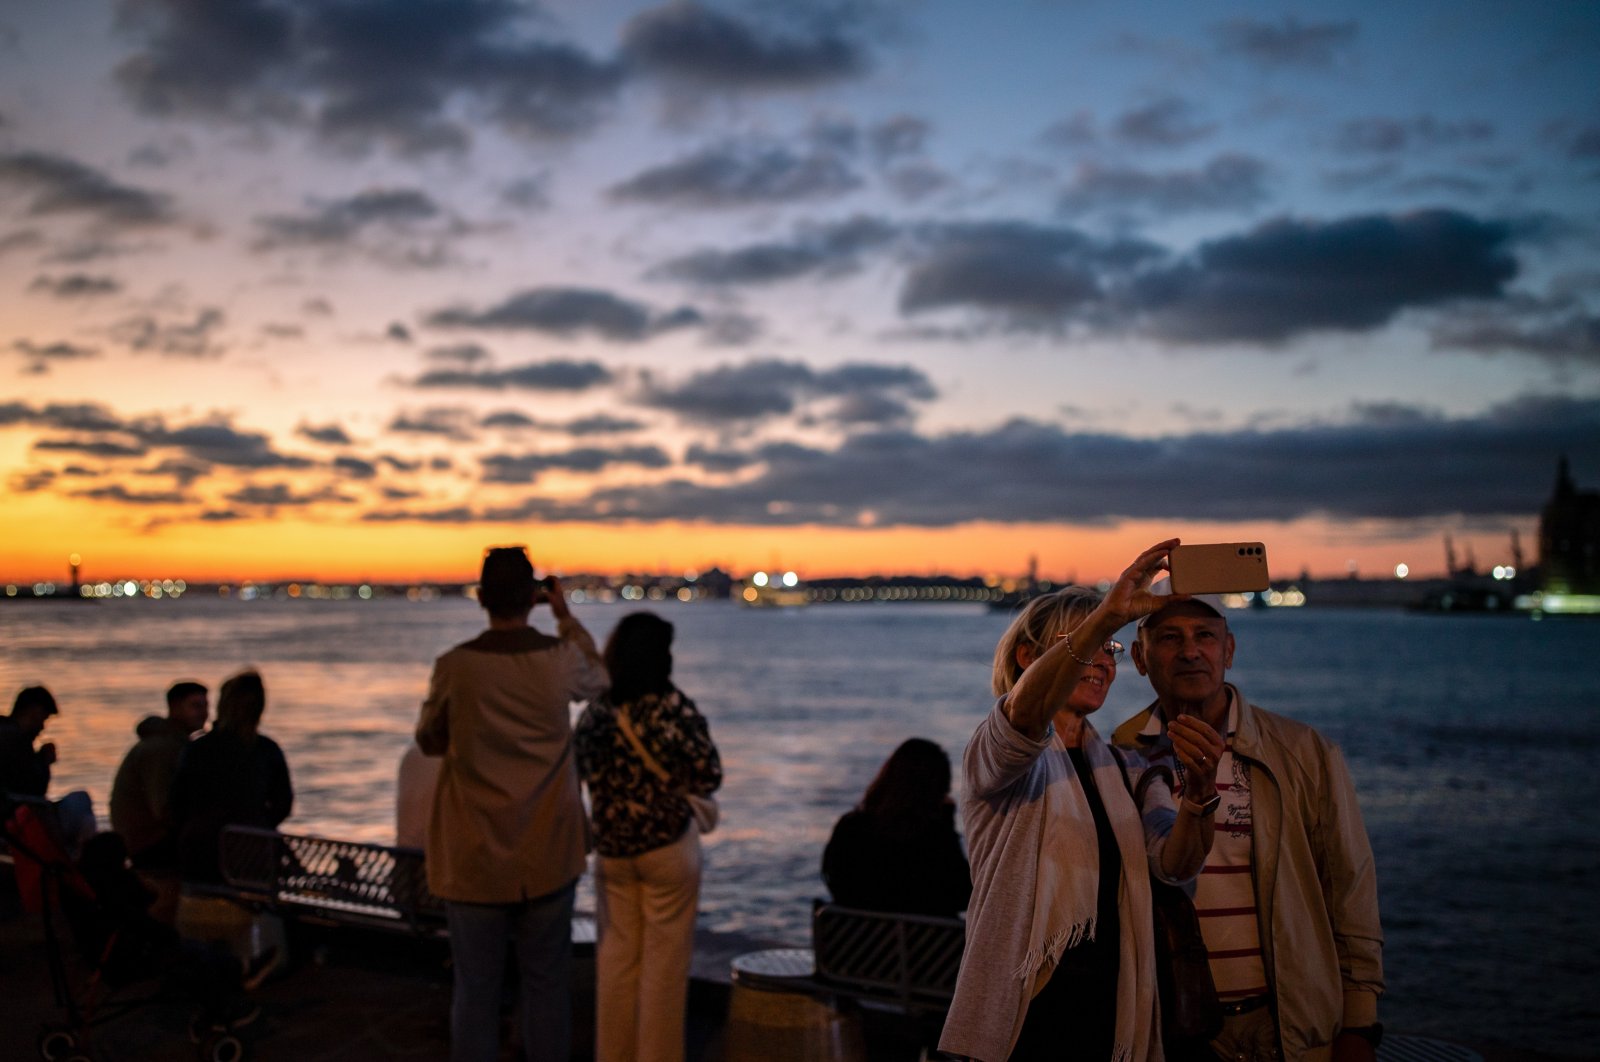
811, 903, 965, 1013
219, 825, 444, 934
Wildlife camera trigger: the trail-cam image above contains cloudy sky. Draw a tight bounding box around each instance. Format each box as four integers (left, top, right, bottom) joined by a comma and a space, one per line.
2, 0, 1596, 583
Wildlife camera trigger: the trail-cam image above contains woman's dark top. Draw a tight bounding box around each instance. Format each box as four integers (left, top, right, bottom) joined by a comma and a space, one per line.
821, 802, 972, 916
170, 729, 293, 883
574, 688, 722, 858
1010, 746, 1122, 1061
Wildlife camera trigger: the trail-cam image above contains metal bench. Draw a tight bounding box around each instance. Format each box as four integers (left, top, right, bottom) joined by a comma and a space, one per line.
216, 825, 596, 944
809, 903, 965, 1015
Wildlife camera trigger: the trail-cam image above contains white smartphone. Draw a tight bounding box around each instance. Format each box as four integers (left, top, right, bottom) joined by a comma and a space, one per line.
1168, 542, 1270, 594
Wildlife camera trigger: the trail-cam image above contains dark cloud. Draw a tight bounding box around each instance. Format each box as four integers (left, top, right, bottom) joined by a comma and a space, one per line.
0, 151, 177, 226
28, 274, 123, 298
869, 115, 929, 161
566, 413, 647, 436
140, 458, 212, 486
821, 390, 915, 427
501, 174, 550, 210
198, 510, 245, 522
609, 138, 861, 207
408, 358, 613, 391
899, 221, 1160, 325
333, 455, 378, 479
387, 407, 478, 441
426, 286, 702, 341
1042, 111, 1098, 150
1127, 209, 1519, 343
622, 2, 870, 90
379, 454, 423, 473
224, 483, 347, 507
252, 188, 444, 249
297, 422, 353, 445
479, 444, 672, 484
361, 505, 476, 524
639, 358, 936, 425
649, 215, 897, 286
392, 394, 1597, 528
72, 484, 191, 505
883, 162, 951, 203
481, 410, 537, 429
12, 340, 100, 364
33, 437, 149, 458
1213, 16, 1359, 68
1057, 154, 1269, 218
1335, 116, 1495, 154
684, 443, 758, 473
1113, 98, 1215, 148
140, 422, 313, 469
114, 0, 624, 155
1432, 299, 1600, 365
384, 321, 412, 341
112, 308, 226, 357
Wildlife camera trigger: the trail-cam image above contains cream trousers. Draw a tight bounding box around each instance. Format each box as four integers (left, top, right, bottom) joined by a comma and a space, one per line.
594, 825, 702, 1062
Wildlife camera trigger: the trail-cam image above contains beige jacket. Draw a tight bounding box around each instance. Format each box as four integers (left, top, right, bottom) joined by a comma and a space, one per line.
1114, 687, 1384, 1061
416, 618, 606, 904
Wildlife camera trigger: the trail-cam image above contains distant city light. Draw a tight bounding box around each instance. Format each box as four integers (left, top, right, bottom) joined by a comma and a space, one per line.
358, 584, 372, 600
1395, 564, 1409, 579
752, 571, 769, 587
123, 580, 137, 596
781, 571, 798, 587
1493, 566, 1516, 581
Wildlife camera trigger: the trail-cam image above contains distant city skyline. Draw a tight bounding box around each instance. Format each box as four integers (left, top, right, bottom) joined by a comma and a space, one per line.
2, 1, 1596, 583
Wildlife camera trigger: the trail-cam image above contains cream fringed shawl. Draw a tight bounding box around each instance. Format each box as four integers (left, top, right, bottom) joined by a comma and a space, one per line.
1022, 726, 1158, 1062
939, 700, 1162, 1062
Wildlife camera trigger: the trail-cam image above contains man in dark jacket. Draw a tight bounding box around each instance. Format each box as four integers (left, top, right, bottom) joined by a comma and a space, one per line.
111, 681, 209, 868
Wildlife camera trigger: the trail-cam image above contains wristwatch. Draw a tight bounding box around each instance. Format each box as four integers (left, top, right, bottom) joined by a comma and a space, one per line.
1184, 791, 1222, 816
1340, 1024, 1383, 1049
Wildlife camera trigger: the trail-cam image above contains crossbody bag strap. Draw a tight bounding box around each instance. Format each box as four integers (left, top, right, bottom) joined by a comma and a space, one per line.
615, 706, 675, 786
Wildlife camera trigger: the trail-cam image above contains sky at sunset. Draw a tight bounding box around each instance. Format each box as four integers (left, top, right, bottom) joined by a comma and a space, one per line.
2, 0, 1597, 584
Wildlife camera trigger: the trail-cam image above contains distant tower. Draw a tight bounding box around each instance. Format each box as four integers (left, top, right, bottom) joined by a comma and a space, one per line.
1026, 554, 1038, 588
1444, 534, 1458, 576
1510, 529, 1525, 573
68, 553, 81, 595
1540, 456, 1600, 595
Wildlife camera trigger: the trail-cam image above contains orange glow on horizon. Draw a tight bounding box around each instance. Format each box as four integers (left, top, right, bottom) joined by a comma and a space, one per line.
3, 493, 1536, 585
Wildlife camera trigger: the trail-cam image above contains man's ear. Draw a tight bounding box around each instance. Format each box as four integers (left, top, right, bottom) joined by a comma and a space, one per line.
1223, 631, 1235, 671
1130, 638, 1149, 677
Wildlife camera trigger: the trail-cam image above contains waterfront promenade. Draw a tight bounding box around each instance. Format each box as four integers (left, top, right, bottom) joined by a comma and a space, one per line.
0, 901, 1567, 1062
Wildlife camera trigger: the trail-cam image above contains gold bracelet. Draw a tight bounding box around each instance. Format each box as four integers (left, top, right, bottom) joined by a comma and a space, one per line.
1060, 630, 1097, 666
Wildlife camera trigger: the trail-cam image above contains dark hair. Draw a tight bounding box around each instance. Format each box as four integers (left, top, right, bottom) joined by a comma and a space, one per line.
214, 670, 265, 739
603, 612, 675, 705
860, 738, 952, 828
12, 685, 57, 717
478, 546, 536, 618
166, 681, 207, 710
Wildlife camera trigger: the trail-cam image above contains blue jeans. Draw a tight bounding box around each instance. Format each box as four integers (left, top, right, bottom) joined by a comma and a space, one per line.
445, 882, 576, 1062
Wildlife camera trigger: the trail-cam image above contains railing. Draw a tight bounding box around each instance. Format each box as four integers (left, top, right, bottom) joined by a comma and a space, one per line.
810, 903, 965, 1015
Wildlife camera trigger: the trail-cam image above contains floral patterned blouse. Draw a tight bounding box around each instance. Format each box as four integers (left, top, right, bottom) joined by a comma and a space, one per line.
574, 687, 722, 858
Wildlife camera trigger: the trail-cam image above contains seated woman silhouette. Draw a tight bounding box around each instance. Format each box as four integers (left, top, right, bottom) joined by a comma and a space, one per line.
822, 737, 971, 917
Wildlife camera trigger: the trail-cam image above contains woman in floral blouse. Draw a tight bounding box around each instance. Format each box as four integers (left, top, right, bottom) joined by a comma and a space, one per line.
574, 612, 722, 1062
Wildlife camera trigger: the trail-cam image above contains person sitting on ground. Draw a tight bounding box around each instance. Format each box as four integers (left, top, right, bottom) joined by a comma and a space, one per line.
575, 611, 722, 1062
169, 670, 293, 885
0, 686, 58, 799
822, 737, 971, 917
2, 685, 99, 854
111, 680, 210, 871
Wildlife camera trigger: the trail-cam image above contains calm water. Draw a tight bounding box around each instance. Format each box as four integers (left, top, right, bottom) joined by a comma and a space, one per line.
2, 597, 1595, 1055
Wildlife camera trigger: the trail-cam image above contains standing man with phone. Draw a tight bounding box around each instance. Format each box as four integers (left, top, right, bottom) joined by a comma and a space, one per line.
416, 547, 607, 1062
1114, 588, 1383, 1062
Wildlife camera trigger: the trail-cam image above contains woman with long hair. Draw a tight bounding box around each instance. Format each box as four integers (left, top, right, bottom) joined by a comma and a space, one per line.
822, 737, 971, 916
574, 612, 721, 1062
939, 541, 1224, 1062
